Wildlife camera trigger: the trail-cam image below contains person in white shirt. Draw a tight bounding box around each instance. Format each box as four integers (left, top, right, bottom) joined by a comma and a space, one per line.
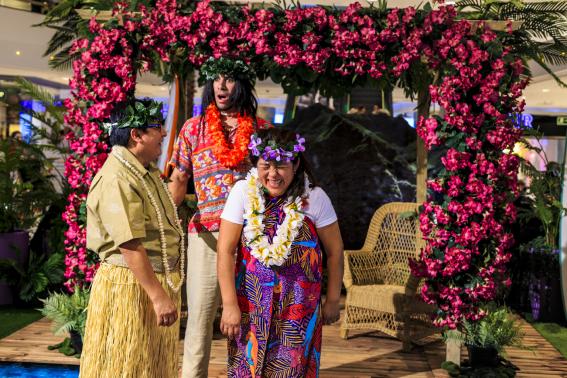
217, 129, 344, 377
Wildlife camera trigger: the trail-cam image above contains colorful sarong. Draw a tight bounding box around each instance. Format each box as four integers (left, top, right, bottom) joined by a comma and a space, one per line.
228, 197, 323, 377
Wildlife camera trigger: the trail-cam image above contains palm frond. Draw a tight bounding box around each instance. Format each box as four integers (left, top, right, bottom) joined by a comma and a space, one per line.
16, 78, 55, 105
456, 0, 484, 12
43, 17, 83, 56
520, 18, 567, 39
523, 1, 567, 14
15, 78, 63, 118
38, 0, 80, 24
30, 108, 65, 127
526, 47, 567, 86
48, 47, 76, 71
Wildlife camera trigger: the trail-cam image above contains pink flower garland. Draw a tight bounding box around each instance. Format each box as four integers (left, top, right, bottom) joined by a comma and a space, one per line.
62, 1, 527, 328
62, 4, 140, 290
413, 20, 528, 328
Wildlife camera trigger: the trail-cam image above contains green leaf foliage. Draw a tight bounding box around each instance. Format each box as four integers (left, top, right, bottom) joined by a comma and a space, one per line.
40, 288, 90, 337
0, 248, 66, 303
444, 305, 526, 353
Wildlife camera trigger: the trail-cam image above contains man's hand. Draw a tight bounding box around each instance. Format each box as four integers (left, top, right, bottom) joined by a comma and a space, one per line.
151, 292, 178, 327
168, 168, 189, 206
120, 239, 179, 327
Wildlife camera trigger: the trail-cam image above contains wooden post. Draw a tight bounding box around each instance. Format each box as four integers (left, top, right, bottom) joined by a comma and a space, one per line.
416, 138, 427, 204
446, 332, 462, 366
416, 90, 430, 205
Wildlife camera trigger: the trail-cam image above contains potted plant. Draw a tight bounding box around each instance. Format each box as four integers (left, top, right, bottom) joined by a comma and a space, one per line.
518, 137, 566, 322
0, 247, 65, 304
0, 78, 70, 305
40, 288, 90, 355
443, 305, 526, 375
444, 304, 525, 368
523, 237, 562, 322
0, 138, 60, 304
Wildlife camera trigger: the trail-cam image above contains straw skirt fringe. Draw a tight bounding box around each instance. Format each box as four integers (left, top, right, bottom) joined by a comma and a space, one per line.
79, 263, 181, 378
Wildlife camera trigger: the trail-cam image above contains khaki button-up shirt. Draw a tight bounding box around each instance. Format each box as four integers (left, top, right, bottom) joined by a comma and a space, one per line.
86, 146, 182, 272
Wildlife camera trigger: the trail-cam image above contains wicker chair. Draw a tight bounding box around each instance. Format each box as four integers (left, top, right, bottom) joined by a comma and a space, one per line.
340, 202, 436, 351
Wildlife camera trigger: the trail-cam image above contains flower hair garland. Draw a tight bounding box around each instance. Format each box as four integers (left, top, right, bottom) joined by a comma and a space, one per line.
248, 133, 305, 162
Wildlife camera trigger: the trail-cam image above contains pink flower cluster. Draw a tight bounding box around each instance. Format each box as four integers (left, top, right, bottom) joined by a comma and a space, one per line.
62, 6, 139, 290
412, 21, 528, 328
138, 0, 460, 79
62, 0, 528, 329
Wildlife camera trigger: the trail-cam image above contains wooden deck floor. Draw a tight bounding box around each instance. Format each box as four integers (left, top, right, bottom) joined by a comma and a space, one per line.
1, 315, 567, 377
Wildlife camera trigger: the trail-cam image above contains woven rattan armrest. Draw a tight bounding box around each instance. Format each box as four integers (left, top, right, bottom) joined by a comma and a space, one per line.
343, 249, 387, 288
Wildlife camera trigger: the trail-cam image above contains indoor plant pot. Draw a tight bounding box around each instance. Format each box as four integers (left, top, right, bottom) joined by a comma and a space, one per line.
444, 305, 525, 370
0, 231, 29, 305
69, 330, 83, 354
528, 246, 563, 322
466, 345, 499, 368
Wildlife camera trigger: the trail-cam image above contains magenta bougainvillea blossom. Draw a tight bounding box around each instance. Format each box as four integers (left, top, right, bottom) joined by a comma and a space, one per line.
63, 0, 527, 328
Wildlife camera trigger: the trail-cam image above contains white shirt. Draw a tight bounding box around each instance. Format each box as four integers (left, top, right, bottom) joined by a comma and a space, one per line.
221, 180, 338, 229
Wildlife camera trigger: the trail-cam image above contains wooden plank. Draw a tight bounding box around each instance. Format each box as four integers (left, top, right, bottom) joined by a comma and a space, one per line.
1, 314, 567, 376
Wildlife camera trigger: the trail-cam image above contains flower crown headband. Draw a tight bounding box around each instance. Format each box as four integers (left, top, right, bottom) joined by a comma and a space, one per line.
103, 100, 164, 136
199, 57, 256, 85
248, 133, 306, 163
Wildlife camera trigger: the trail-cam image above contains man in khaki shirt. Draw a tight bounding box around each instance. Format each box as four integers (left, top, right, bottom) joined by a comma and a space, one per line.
80, 99, 184, 378
87, 146, 182, 271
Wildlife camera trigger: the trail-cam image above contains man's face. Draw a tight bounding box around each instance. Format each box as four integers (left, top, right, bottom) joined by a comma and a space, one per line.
137, 125, 167, 164
213, 74, 237, 111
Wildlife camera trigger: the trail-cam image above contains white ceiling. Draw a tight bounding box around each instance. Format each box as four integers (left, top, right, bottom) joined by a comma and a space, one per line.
1, 5, 566, 114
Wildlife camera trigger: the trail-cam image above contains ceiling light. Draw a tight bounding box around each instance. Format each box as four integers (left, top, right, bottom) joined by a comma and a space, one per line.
15, 51, 21, 56
542, 88, 550, 93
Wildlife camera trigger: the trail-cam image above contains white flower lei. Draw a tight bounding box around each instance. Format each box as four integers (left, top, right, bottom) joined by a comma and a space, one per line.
243, 168, 305, 267
112, 148, 185, 292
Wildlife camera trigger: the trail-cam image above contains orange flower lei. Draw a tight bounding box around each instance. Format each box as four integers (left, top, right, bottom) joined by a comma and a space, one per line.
206, 103, 254, 168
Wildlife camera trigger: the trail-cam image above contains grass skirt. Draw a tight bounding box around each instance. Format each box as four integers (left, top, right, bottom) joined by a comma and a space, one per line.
79, 263, 181, 378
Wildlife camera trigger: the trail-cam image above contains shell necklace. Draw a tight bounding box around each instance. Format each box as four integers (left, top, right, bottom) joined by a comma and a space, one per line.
112, 148, 185, 292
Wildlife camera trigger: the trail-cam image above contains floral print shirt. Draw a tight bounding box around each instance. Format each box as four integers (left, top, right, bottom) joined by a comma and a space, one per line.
169, 115, 271, 233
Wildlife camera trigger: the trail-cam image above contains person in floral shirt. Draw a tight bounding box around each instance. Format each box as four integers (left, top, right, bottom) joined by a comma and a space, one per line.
168, 58, 270, 378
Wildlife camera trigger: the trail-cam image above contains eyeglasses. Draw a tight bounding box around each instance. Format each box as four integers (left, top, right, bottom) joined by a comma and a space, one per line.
147, 124, 165, 131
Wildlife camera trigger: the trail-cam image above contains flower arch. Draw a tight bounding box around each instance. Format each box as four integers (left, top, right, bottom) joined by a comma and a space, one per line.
62, 0, 527, 328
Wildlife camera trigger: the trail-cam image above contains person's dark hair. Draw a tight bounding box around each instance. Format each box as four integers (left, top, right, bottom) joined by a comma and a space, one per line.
108, 98, 163, 147
200, 77, 258, 119
250, 128, 317, 202
109, 126, 137, 147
